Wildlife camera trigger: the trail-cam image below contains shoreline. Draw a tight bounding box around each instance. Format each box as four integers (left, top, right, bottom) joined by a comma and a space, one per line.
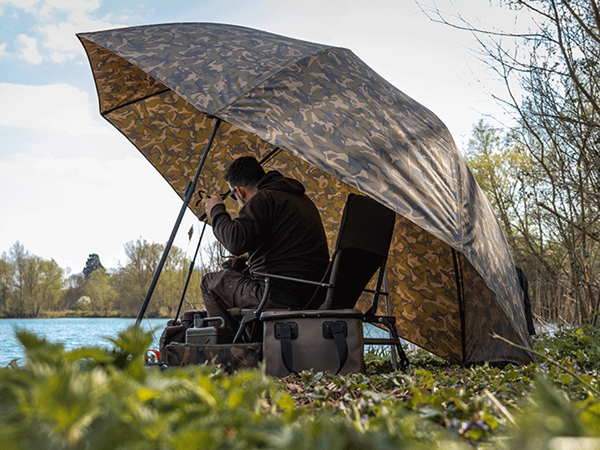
0, 312, 171, 319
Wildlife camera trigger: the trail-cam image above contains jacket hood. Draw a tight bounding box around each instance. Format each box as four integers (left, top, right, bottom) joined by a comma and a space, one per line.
257, 170, 305, 196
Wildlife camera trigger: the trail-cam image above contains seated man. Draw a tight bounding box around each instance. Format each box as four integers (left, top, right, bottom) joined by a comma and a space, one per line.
201, 156, 330, 334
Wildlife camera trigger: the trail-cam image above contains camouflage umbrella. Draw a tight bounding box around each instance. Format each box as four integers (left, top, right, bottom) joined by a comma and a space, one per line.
78, 23, 533, 364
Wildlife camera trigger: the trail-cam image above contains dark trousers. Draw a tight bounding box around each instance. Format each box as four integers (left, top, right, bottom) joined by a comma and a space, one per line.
201, 269, 290, 334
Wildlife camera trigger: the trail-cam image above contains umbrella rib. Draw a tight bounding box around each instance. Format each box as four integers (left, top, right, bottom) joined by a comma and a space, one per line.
101, 88, 172, 116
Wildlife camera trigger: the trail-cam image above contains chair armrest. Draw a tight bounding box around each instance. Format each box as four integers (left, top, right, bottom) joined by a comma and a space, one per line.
252, 271, 331, 288
228, 307, 249, 317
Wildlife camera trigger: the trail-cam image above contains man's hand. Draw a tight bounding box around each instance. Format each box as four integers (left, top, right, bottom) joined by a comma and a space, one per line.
202, 194, 224, 217
222, 254, 248, 272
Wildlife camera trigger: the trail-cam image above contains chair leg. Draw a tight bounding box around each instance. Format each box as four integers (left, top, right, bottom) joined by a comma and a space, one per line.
385, 320, 409, 371
364, 315, 409, 371
390, 332, 398, 371
233, 277, 272, 343
233, 314, 254, 343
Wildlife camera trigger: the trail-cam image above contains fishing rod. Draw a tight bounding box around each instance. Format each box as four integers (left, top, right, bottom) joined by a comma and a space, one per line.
173, 219, 208, 323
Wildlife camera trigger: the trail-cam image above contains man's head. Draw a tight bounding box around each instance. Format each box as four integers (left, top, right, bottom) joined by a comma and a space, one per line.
224, 156, 265, 205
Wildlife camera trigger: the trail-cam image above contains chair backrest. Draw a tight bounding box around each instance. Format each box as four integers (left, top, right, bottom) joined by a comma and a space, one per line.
317, 193, 396, 310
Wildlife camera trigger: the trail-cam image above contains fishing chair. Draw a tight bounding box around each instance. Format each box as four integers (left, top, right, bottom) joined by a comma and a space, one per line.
233, 193, 409, 371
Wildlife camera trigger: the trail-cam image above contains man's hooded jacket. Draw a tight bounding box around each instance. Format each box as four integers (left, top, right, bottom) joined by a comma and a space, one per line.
210, 170, 330, 306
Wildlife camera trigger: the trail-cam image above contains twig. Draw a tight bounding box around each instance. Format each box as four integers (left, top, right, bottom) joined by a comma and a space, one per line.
483, 388, 517, 426
491, 332, 600, 396
558, 315, 571, 326
536, 202, 600, 244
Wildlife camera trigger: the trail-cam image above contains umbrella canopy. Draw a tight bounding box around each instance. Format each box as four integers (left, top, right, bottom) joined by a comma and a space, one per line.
78, 23, 533, 364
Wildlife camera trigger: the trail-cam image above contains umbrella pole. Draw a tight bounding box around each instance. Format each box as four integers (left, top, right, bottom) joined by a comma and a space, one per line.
173, 219, 208, 323
135, 118, 222, 326
451, 248, 466, 363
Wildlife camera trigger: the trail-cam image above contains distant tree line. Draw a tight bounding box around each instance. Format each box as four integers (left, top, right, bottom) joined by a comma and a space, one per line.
0, 239, 225, 318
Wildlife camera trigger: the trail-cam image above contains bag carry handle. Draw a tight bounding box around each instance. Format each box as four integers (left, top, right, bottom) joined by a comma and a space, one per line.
194, 315, 225, 329
274, 321, 349, 375
275, 322, 298, 374
323, 321, 348, 375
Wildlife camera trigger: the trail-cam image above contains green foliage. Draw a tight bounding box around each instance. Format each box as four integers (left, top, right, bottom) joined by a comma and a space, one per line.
2, 324, 600, 449
85, 268, 115, 315
0, 242, 67, 317
287, 326, 600, 449
106, 238, 204, 317
505, 375, 600, 450
0, 326, 283, 450
0, 326, 457, 450
535, 323, 600, 372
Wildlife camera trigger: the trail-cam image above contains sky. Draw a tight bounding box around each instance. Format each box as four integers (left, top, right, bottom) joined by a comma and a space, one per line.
0, 0, 519, 274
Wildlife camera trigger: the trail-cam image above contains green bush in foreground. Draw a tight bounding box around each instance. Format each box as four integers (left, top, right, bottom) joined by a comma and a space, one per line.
0, 328, 449, 450
1, 326, 600, 450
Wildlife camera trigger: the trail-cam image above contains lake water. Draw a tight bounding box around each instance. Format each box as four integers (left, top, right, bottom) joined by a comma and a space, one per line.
0, 318, 169, 367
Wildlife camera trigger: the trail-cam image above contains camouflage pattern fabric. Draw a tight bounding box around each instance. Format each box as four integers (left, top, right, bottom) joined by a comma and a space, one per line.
165, 342, 262, 373
78, 23, 533, 364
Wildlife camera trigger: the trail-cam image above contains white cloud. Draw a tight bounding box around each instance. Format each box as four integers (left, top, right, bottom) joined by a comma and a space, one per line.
50, 51, 66, 63
0, 0, 101, 19
37, 1, 123, 61
0, 0, 38, 11
17, 34, 43, 64
2, 0, 122, 63
39, 16, 116, 58
0, 43, 7, 58
0, 82, 112, 135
